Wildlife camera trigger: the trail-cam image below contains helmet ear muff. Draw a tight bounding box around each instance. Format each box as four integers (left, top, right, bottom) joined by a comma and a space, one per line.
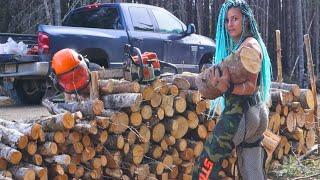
78, 54, 84, 61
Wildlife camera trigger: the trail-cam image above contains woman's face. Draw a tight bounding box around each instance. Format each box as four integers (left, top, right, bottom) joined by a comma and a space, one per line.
225, 7, 243, 42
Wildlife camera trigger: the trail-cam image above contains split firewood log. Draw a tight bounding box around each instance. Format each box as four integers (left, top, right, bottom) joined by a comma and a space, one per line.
30, 112, 75, 132
0, 143, 22, 164
0, 158, 7, 170
0, 170, 12, 179
220, 46, 262, 84
57, 98, 104, 116
8, 166, 35, 180
174, 72, 198, 89
20, 163, 47, 180
299, 89, 315, 109
271, 82, 301, 97
0, 125, 28, 149
100, 79, 140, 94
0, 119, 41, 140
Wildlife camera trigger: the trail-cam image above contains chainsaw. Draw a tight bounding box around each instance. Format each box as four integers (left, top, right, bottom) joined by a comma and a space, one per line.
98, 44, 178, 83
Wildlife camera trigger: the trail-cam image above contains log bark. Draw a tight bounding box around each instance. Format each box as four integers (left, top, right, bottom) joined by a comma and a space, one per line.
262, 129, 281, 155
174, 72, 198, 89
220, 46, 261, 84
81, 147, 96, 162
105, 135, 125, 150
103, 93, 142, 110
0, 119, 41, 140
45, 154, 71, 165
100, 79, 140, 94
22, 154, 42, 166
39, 142, 58, 156
0, 96, 13, 106
0, 125, 28, 149
20, 163, 47, 180
90, 71, 99, 100
45, 131, 65, 144
42, 99, 67, 115
98, 79, 114, 94
0, 170, 12, 179
271, 82, 301, 97
179, 90, 201, 104
59, 99, 104, 117
105, 168, 123, 179
188, 140, 204, 157
299, 89, 315, 109
73, 121, 98, 135
32, 112, 74, 132
0, 158, 7, 170
9, 166, 35, 180
105, 151, 122, 169
0, 143, 21, 164
95, 116, 110, 129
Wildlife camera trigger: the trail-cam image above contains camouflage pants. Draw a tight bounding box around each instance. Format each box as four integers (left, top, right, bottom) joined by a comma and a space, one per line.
192, 96, 244, 179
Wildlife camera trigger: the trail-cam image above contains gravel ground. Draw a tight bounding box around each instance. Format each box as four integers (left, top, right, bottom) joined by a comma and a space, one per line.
0, 104, 51, 122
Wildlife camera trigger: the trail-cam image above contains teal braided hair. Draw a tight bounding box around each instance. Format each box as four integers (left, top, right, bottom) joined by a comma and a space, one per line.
210, 0, 272, 113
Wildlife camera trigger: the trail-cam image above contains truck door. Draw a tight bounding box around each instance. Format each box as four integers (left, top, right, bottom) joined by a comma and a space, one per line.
150, 8, 198, 71
126, 6, 163, 58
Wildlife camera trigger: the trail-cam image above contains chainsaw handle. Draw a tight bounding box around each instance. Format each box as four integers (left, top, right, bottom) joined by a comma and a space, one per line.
132, 47, 143, 68
159, 61, 178, 74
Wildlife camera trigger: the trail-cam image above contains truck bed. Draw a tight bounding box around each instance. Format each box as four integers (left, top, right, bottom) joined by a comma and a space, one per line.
0, 33, 37, 47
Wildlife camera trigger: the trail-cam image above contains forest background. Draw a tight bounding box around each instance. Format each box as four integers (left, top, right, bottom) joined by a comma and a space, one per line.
0, 0, 319, 87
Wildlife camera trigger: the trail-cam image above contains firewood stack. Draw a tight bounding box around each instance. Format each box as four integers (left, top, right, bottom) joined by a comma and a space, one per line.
0, 71, 317, 180
265, 82, 317, 170
0, 72, 221, 180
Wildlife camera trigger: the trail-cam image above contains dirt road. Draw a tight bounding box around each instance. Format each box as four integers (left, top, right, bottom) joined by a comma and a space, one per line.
0, 105, 51, 122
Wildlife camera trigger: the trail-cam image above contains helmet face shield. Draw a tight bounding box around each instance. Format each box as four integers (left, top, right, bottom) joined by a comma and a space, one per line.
57, 61, 90, 93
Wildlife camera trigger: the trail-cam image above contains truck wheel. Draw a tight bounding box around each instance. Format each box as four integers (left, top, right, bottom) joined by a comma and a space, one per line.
15, 79, 45, 104
88, 62, 103, 71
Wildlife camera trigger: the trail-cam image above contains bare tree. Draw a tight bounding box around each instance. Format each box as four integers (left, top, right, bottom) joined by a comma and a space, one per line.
196, 0, 203, 35
54, 0, 61, 25
293, 0, 305, 87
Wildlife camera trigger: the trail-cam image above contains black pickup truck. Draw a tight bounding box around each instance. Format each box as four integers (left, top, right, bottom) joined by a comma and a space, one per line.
0, 2, 215, 104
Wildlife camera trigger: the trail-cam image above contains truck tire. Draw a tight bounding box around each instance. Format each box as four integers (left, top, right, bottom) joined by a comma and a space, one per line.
88, 62, 103, 71
15, 79, 45, 104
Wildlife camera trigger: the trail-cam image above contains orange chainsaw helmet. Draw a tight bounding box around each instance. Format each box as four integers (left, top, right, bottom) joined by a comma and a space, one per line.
51, 48, 90, 93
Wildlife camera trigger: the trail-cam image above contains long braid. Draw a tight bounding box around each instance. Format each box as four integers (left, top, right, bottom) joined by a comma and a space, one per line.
210, 0, 272, 115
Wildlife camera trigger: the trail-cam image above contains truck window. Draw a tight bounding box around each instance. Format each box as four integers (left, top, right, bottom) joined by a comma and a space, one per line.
63, 7, 123, 30
151, 9, 185, 34
129, 7, 154, 32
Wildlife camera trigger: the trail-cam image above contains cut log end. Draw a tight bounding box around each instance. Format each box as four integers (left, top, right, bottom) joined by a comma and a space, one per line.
9, 151, 22, 165
17, 135, 28, 150
61, 112, 75, 129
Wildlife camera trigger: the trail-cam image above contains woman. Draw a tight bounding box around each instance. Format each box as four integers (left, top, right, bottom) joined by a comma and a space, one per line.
193, 0, 272, 179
